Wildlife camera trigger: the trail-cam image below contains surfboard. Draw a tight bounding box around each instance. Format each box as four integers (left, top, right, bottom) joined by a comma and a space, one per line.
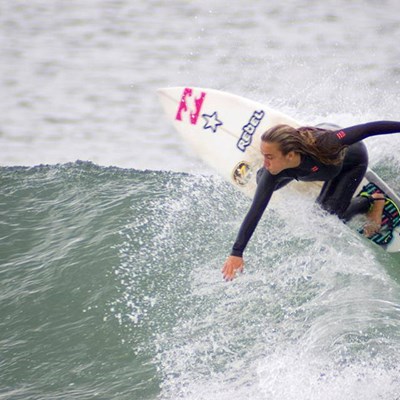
157, 86, 400, 253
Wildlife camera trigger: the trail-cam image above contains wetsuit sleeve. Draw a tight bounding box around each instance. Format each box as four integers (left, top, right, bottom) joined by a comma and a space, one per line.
335, 121, 400, 146
230, 169, 279, 257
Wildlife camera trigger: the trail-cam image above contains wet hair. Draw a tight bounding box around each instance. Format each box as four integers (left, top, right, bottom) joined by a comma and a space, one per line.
261, 124, 347, 166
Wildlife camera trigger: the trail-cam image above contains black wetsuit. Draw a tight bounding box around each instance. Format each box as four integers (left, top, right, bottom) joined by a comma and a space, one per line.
231, 121, 400, 257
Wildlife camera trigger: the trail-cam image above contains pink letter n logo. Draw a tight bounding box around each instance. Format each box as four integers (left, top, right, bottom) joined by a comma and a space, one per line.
175, 88, 206, 125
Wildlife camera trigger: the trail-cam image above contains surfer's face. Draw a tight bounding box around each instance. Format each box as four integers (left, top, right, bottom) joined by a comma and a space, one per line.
260, 141, 297, 175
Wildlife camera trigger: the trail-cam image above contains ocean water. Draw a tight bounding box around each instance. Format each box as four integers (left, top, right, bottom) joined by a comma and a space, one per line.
2, 162, 400, 400
1, 1, 400, 399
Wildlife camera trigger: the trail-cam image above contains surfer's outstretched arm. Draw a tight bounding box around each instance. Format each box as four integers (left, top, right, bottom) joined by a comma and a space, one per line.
230, 169, 277, 258
222, 169, 282, 280
334, 121, 400, 146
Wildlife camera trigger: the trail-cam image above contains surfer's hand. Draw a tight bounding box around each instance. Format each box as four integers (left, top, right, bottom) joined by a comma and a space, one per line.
222, 256, 244, 281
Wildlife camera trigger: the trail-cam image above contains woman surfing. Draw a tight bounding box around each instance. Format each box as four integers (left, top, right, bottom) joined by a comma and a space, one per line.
222, 121, 400, 281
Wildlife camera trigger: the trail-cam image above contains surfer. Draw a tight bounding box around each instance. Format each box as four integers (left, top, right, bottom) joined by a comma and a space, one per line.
222, 121, 400, 281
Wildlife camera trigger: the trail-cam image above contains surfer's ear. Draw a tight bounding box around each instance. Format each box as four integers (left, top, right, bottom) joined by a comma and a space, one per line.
286, 151, 296, 160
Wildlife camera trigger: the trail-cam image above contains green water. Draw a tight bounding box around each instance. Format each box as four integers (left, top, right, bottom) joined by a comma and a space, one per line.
1, 163, 400, 400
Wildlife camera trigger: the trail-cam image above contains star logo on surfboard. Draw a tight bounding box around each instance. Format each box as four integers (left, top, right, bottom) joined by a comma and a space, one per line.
202, 112, 223, 133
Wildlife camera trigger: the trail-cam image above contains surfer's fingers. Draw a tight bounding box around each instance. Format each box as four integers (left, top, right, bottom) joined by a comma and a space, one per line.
222, 266, 235, 281
222, 263, 234, 280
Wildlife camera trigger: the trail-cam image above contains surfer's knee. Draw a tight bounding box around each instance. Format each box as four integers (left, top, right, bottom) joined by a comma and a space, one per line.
319, 197, 349, 220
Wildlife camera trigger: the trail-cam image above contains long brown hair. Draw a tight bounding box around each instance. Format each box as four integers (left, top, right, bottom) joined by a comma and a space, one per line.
261, 124, 347, 166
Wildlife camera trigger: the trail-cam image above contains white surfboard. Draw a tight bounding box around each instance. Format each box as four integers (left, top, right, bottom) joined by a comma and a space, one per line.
158, 86, 400, 253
